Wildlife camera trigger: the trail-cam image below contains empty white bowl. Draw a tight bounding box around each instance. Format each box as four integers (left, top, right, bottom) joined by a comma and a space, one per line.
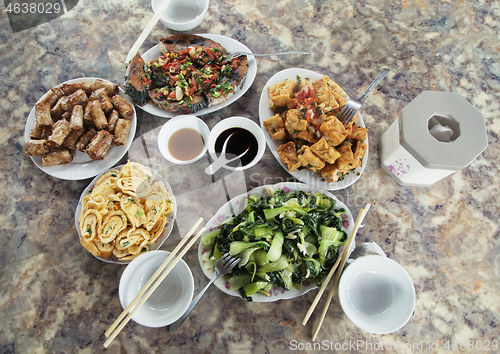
119, 250, 194, 328
338, 255, 415, 334
207, 117, 266, 172
158, 115, 210, 164
152, 0, 209, 31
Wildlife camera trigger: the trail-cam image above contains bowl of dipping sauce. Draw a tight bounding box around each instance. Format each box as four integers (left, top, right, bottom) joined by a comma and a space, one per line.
338, 255, 416, 334
119, 250, 194, 328
158, 115, 210, 164
207, 116, 266, 172
151, 0, 209, 32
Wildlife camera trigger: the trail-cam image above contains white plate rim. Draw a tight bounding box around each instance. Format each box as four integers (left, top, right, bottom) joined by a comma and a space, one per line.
24, 77, 137, 181
135, 33, 257, 118
258, 68, 369, 191
74, 164, 177, 265
197, 181, 354, 302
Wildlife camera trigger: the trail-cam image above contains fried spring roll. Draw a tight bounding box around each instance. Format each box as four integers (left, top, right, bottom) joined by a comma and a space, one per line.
86, 130, 113, 160
51, 97, 66, 121
111, 95, 134, 120
61, 89, 88, 112
63, 127, 87, 150
83, 103, 95, 128
90, 79, 119, 97
38, 87, 64, 108
76, 128, 97, 151
107, 110, 119, 133
59, 82, 91, 95
29, 123, 43, 139
69, 105, 84, 131
34, 102, 53, 128
90, 88, 114, 113
89, 100, 108, 130
61, 111, 71, 120
47, 119, 71, 146
113, 119, 131, 146
23, 140, 51, 156
40, 126, 52, 140
41, 149, 73, 167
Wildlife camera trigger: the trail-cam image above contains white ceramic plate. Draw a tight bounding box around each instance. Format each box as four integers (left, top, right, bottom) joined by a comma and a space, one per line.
258, 68, 369, 190
197, 182, 354, 302
136, 34, 257, 118
24, 77, 137, 180
75, 164, 177, 264
119, 250, 194, 328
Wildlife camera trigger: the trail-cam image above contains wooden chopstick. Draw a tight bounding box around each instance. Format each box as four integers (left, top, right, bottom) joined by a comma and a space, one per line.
125, 0, 173, 63
310, 204, 371, 341
302, 205, 371, 326
104, 217, 204, 347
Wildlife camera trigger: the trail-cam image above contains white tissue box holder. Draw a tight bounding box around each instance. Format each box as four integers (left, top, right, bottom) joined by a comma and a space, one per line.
379, 91, 488, 187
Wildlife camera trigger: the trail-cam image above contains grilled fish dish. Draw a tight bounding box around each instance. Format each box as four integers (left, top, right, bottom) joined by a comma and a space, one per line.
125, 34, 249, 114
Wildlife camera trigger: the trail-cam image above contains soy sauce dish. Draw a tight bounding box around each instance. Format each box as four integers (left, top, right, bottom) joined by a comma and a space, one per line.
158, 115, 210, 164
207, 117, 266, 171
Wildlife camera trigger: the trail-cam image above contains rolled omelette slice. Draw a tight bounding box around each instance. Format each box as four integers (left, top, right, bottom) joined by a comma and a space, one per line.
79, 209, 102, 243
119, 195, 147, 228
116, 176, 152, 199
98, 211, 127, 244
147, 216, 168, 245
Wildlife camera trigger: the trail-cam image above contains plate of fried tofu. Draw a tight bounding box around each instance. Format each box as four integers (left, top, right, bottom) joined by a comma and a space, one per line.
23, 78, 137, 180
259, 68, 368, 190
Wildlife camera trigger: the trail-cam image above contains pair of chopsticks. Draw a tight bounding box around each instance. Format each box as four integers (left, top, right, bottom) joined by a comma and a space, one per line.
125, 0, 173, 64
103, 217, 205, 348
302, 204, 371, 341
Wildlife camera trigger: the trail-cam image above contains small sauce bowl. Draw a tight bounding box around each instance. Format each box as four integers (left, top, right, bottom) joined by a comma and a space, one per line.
119, 250, 194, 328
207, 117, 266, 172
338, 255, 416, 334
158, 115, 210, 164
151, 0, 209, 31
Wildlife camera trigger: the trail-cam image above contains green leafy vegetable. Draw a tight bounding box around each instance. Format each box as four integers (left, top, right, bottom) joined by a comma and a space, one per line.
204, 188, 348, 301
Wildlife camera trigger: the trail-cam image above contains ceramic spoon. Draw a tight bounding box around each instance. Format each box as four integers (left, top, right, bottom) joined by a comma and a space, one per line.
205, 133, 250, 175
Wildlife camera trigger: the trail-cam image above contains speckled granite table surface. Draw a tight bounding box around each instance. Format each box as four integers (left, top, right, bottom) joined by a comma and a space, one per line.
1, 0, 499, 353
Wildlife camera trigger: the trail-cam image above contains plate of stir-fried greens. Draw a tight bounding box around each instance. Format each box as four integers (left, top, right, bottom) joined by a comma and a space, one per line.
198, 182, 354, 302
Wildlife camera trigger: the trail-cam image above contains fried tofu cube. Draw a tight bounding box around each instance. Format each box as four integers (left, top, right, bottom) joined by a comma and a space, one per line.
268, 79, 297, 109
336, 142, 357, 173
263, 113, 287, 140
297, 130, 320, 144
320, 116, 348, 146
285, 109, 307, 138
310, 138, 341, 164
277, 141, 300, 172
320, 164, 342, 182
350, 125, 368, 142
297, 146, 325, 173
327, 77, 348, 107
313, 76, 340, 113
353, 140, 368, 167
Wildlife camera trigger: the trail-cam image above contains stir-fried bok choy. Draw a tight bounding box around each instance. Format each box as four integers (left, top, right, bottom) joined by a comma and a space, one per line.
201, 188, 348, 301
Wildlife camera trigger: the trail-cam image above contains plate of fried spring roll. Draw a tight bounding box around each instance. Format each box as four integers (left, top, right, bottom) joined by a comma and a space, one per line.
23, 78, 137, 180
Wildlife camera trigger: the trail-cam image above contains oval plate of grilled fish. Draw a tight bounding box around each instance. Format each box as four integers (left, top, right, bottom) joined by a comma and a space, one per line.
125, 34, 257, 118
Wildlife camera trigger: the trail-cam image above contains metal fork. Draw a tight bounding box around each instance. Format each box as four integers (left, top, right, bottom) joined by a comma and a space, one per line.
338, 68, 390, 125
222, 51, 310, 63
169, 253, 240, 331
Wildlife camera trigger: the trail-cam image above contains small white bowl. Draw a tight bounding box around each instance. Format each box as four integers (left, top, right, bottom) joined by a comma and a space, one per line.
151, 0, 209, 32
158, 115, 210, 164
338, 255, 415, 334
207, 116, 266, 172
119, 250, 194, 328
